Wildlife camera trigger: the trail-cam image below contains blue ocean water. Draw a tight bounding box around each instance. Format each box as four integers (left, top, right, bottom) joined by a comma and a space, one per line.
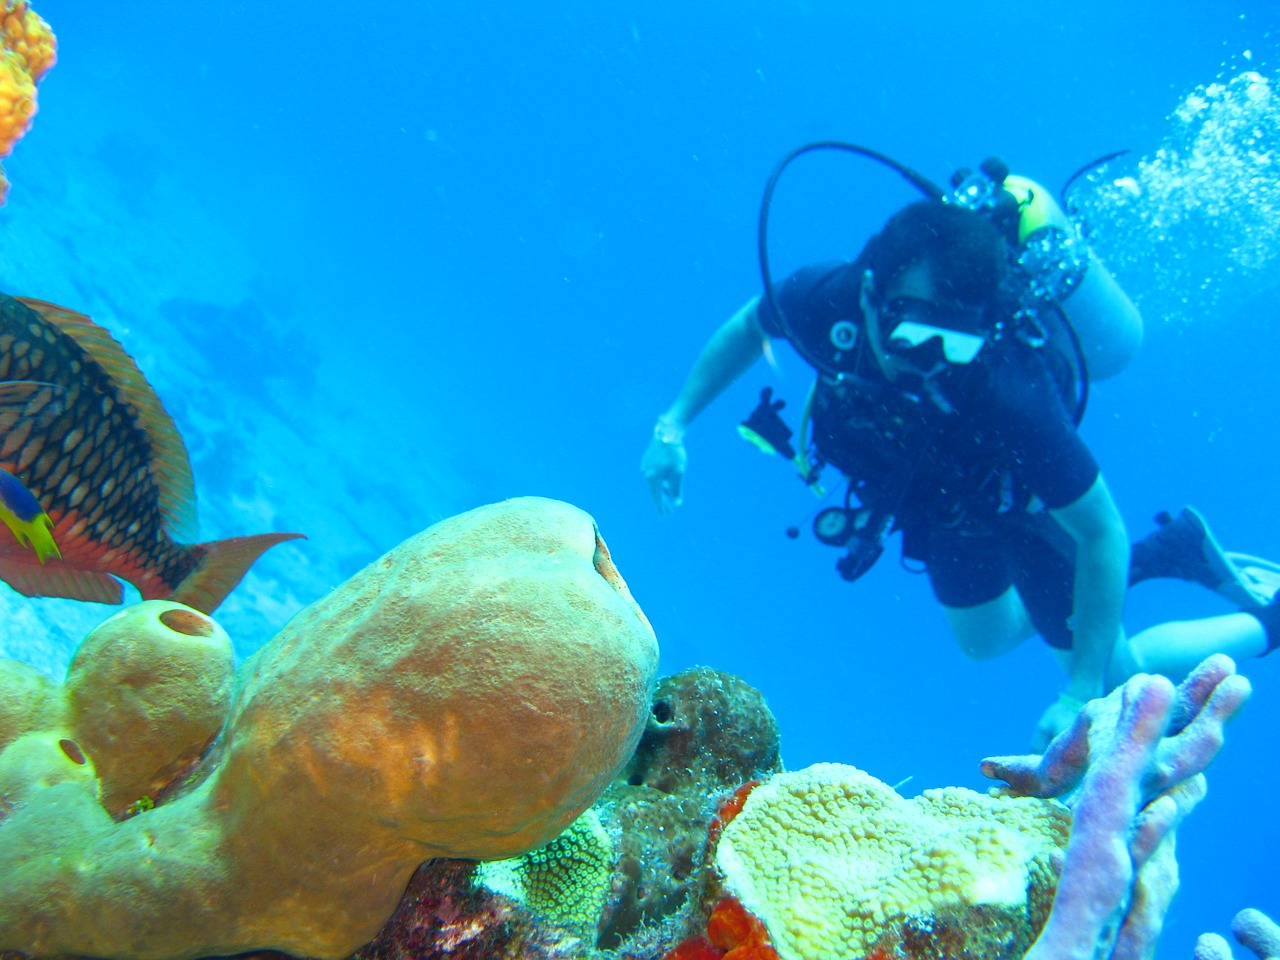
3, 1, 1279, 956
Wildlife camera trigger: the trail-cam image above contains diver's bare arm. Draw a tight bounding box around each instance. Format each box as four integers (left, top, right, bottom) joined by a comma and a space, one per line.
1049, 475, 1129, 701
660, 297, 767, 430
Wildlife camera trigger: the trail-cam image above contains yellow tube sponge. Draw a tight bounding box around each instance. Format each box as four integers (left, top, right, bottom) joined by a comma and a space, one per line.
64, 601, 235, 816
0, 657, 63, 750
714, 763, 1070, 960
0, 729, 98, 812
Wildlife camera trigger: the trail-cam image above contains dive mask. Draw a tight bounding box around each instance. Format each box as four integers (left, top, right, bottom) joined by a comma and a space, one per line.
879, 297, 987, 365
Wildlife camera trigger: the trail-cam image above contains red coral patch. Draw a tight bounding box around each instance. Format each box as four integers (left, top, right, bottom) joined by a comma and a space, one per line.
708, 779, 760, 844
664, 935, 722, 960
664, 897, 779, 960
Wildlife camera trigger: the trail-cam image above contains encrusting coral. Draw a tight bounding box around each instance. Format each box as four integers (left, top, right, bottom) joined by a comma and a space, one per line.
0, 497, 659, 960
476, 807, 616, 937
0, 0, 55, 202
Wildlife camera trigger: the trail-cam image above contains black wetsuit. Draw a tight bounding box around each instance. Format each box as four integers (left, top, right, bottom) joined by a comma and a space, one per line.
757, 260, 1098, 649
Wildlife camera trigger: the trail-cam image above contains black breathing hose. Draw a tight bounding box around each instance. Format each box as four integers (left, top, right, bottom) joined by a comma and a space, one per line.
757, 141, 945, 340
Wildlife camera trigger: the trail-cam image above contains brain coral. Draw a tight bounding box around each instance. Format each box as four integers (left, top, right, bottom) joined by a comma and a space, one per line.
714, 763, 1070, 960
0, 497, 658, 960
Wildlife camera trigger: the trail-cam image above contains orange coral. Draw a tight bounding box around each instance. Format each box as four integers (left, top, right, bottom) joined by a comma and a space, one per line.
664, 897, 779, 960
663, 783, 774, 960
664, 936, 723, 960
707, 897, 778, 960
0, 0, 56, 202
708, 779, 760, 845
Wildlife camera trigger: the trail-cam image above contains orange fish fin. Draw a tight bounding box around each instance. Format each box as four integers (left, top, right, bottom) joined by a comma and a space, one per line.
0, 556, 124, 604
14, 297, 199, 543
167, 532, 306, 614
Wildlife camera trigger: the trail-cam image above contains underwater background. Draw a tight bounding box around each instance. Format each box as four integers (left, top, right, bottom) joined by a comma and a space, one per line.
1, 1, 1277, 956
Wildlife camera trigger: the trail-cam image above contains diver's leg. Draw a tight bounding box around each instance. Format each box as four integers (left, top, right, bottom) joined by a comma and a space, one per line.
1006, 514, 1079, 653
942, 588, 1037, 659
1115, 614, 1269, 685
928, 525, 1035, 659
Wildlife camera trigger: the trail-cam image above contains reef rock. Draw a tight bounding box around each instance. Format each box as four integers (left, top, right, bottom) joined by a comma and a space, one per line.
0, 497, 658, 960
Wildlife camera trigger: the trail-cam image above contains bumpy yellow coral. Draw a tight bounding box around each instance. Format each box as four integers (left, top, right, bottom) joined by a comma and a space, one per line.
0, 1, 55, 202
477, 807, 615, 937
715, 763, 1070, 960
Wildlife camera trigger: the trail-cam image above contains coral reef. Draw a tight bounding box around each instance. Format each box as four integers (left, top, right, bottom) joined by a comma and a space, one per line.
0, 1, 54, 202
337, 665, 786, 960
0, 497, 658, 960
597, 668, 783, 948
356, 859, 590, 960
655, 659, 1251, 960
0, 539, 1253, 960
477, 808, 616, 938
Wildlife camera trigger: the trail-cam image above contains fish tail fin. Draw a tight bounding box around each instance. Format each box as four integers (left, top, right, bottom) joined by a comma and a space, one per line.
168, 532, 306, 614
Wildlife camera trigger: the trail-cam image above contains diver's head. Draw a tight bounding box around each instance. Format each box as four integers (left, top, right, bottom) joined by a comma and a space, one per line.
858, 201, 1005, 382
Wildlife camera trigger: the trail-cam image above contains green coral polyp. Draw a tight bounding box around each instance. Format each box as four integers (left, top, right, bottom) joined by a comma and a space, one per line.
477, 807, 616, 937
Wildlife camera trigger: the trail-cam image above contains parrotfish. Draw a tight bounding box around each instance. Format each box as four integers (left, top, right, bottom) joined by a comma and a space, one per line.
0, 293, 302, 613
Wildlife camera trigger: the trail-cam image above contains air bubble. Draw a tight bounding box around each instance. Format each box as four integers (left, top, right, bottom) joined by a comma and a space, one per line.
1071, 71, 1280, 324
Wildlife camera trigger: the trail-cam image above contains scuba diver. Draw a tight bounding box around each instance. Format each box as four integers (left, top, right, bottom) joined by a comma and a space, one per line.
641, 152, 1280, 749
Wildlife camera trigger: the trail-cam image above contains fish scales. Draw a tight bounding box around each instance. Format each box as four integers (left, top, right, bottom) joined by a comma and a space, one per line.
0, 295, 199, 591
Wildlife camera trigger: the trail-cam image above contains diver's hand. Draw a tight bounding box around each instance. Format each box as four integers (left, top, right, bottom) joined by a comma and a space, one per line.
641, 418, 687, 515
1032, 693, 1085, 753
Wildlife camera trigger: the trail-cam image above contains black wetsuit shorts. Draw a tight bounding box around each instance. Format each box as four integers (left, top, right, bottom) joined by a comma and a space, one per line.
924, 513, 1077, 650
